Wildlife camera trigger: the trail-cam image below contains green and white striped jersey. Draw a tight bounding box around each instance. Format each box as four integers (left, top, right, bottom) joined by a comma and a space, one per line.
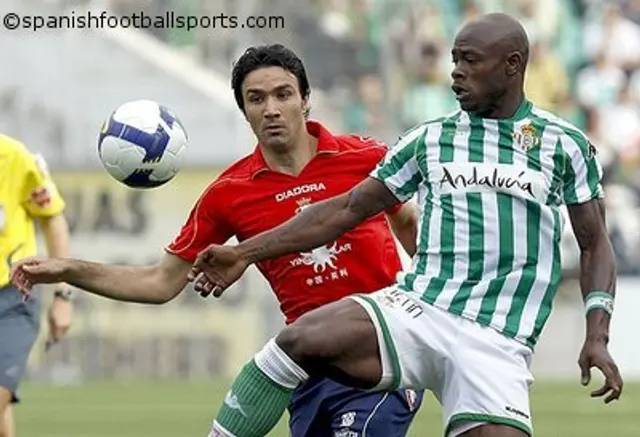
372, 100, 603, 348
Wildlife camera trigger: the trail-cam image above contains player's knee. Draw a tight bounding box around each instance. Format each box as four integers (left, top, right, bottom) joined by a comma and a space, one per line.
0, 399, 12, 437
0, 388, 11, 413
276, 314, 333, 367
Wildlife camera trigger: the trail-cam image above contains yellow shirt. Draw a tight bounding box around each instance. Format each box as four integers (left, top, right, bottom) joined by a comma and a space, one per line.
0, 135, 65, 287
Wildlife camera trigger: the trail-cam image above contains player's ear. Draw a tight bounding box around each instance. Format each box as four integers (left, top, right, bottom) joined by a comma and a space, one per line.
505, 51, 522, 76
302, 97, 310, 119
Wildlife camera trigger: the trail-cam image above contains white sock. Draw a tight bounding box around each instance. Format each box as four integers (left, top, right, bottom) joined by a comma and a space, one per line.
253, 337, 309, 389
208, 420, 236, 437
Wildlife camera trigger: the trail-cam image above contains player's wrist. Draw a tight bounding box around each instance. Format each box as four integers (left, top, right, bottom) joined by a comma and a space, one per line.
583, 291, 612, 345
585, 331, 609, 346
584, 291, 614, 316
59, 258, 81, 282
236, 243, 256, 265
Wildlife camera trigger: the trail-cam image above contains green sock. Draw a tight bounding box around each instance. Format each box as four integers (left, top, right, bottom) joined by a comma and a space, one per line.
213, 359, 294, 437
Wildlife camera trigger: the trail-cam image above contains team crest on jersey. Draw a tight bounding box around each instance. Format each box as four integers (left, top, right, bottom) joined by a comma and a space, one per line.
30, 186, 53, 208
295, 197, 312, 215
513, 123, 540, 152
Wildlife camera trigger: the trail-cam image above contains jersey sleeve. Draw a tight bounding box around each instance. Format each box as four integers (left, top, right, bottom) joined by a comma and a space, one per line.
560, 132, 604, 205
165, 181, 235, 262
369, 125, 426, 203
20, 151, 65, 218
363, 138, 403, 214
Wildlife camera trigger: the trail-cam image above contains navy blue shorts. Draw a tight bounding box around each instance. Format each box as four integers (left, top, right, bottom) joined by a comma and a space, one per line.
0, 285, 40, 403
288, 376, 423, 437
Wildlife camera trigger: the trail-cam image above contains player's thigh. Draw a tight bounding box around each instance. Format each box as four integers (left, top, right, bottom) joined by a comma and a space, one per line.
0, 387, 11, 413
0, 396, 14, 437
442, 317, 534, 437
348, 287, 458, 393
329, 388, 424, 437
276, 296, 382, 389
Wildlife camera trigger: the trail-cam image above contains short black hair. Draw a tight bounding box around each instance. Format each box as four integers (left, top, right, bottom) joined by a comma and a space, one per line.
231, 44, 311, 114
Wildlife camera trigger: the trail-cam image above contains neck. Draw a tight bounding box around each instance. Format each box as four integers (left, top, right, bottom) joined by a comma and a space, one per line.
476, 87, 525, 119
261, 133, 317, 176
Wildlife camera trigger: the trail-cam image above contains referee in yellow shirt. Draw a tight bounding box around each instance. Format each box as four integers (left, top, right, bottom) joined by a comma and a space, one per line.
0, 134, 72, 437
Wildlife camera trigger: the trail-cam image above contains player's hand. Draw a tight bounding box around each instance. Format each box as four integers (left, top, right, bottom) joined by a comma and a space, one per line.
187, 244, 249, 298
11, 257, 69, 299
46, 297, 73, 351
578, 337, 623, 403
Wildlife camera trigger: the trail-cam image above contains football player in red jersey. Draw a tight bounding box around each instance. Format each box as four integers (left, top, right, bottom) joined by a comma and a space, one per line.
12, 44, 423, 436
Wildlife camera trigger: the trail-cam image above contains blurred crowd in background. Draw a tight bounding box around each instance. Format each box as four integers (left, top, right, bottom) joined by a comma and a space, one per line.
99, 0, 640, 274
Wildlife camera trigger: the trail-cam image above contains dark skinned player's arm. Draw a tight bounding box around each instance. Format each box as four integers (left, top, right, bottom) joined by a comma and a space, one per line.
566, 198, 617, 342
238, 177, 400, 263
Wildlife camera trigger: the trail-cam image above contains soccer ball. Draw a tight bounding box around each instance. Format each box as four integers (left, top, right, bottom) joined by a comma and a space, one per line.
98, 100, 188, 188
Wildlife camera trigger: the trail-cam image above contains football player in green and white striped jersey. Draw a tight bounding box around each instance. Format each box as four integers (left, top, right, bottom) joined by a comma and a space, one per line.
186, 12, 622, 437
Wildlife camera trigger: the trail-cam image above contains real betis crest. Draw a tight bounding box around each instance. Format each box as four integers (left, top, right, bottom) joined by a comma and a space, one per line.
513, 122, 540, 151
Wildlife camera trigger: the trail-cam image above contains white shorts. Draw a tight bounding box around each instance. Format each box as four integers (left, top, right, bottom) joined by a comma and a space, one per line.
348, 286, 534, 437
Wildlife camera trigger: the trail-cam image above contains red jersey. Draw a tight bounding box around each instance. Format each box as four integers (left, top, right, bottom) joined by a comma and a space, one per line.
166, 121, 403, 324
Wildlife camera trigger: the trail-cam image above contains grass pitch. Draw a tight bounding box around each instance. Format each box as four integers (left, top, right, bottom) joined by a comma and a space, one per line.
14, 380, 639, 436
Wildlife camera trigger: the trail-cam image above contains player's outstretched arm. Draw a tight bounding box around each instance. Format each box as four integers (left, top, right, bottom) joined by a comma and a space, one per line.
567, 198, 623, 403
11, 252, 190, 304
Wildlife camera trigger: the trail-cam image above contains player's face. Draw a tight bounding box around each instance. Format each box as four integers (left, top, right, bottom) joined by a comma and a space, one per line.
242, 66, 308, 150
450, 36, 508, 114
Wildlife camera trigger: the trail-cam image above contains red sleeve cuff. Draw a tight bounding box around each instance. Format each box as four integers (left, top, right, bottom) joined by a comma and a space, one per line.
164, 245, 196, 263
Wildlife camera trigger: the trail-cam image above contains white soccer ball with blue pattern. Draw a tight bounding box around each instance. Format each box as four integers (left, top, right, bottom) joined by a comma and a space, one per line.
98, 100, 188, 188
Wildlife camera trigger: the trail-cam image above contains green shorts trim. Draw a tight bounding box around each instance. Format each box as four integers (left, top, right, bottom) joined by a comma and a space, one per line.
353, 294, 402, 390
446, 413, 532, 436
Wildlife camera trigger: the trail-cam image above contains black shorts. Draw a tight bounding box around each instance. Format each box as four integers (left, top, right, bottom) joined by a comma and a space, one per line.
0, 285, 40, 403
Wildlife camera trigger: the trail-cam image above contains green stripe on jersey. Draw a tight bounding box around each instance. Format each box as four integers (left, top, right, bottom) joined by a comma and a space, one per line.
468, 114, 485, 162
503, 199, 542, 338
448, 192, 484, 315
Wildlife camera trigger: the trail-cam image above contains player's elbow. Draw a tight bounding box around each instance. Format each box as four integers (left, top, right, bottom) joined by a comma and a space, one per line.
346, 178, 397, 225
150, 288, 177, 304
145, 288, 180, 305
146, 265, 185, 304
149, 279, 182, 305
344, 191, 373, 225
